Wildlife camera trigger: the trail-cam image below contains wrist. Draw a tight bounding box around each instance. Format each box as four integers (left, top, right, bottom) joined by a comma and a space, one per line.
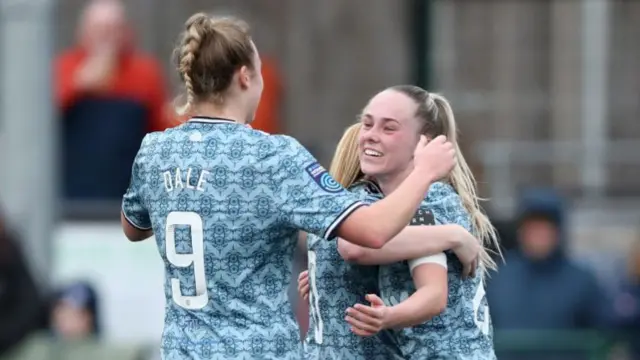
449, 224, 465, 249
413, 164, 436, 185
407, 167, 435, 193
383, 306, 399, 330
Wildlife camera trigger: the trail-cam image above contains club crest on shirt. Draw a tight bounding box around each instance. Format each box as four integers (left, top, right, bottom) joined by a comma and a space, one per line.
305, 162, 343, 193
411, 208, 435, 225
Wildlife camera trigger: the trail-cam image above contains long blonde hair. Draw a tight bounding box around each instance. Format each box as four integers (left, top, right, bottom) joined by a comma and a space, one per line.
329, 86, 502, 272
329, 123, 364, 188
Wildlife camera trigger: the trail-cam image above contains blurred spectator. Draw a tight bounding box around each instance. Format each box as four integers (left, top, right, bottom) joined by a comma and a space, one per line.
487, 189, 607, 358
609, 239, 640, 359
0, 214, 44, 357
49, 282, 100, 340
55, 0, 169, 200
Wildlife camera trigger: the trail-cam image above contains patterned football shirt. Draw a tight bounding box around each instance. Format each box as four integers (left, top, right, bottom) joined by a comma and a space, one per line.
122, 117, 365, 360
304, 181, 403, 360
377, 182, 496, 359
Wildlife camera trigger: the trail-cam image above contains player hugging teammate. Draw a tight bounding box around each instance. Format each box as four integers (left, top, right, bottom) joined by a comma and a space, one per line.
299, 86, 500, 359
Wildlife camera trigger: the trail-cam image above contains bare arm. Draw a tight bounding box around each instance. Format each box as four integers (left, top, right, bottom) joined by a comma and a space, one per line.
335, 170, 435, 249
121, 212, 153, 242
385, 257, 448, 329
346, 256, 448, 335
337, 224, 464, 265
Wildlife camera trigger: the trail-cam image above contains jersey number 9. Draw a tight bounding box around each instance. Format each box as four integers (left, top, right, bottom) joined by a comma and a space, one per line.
165, 211, 209, 310
472, 280, 490, 336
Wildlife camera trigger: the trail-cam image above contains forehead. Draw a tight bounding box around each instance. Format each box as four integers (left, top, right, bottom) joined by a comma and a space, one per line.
363, 90, 417, 122
83, 1, 125, 25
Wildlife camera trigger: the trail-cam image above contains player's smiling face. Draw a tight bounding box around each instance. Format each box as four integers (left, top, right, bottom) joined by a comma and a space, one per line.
358, 89, 422, 180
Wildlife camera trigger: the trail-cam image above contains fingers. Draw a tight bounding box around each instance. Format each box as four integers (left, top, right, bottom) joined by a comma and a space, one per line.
431, 135, 447, 145
297, 271, 308, 289
417, 135, 429, 148
465, 258, 478, 279
462, 262, 472, 279
297, 280, 308, 296
350, 326, 377, 337
298, 283, 309, 300
365, 294, 385, 307
345, 307, 382, 335
298, 275, 309, 287
297, 271, 309, 300
470, 258, 478, 278
298, 270, 308, 281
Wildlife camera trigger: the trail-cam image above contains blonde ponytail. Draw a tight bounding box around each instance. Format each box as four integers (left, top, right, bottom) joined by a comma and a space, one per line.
430, 94, 502, 271
329, 123, 364, 188
174, 13, 213, 116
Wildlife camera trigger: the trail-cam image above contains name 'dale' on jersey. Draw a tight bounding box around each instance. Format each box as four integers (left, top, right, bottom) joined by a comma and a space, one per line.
163, 167, 211, 193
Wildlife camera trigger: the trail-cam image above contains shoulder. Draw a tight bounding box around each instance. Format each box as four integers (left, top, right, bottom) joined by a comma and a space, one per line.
133, 130, 171, 161
424, 181, 471, 228
269, 134, 304, 150
139, 130, 164, 148
426, 181, 457, 200
264, 135, 317, 164
422, 181, 461, 210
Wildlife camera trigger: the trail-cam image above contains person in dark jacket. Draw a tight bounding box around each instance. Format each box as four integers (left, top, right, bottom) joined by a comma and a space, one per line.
49, 282, 101, 340
0, 215, 44, 356
609, 239, 640, 359
487, 189, 608, 359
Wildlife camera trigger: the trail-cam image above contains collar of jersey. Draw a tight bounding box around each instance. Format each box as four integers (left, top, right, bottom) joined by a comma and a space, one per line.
351, 178, 384, 196
188, 116, 238, 124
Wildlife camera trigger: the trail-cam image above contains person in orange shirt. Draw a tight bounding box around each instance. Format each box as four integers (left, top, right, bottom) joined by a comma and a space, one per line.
55, 0, 170, 200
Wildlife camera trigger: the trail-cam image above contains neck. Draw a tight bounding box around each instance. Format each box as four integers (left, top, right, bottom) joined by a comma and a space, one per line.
376, 165, 414, 196
191, 100, 248, 124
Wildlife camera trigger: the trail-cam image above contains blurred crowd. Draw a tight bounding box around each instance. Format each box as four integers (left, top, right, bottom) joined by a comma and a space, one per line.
1, 0, 639, 359
488, 189, 640, 359
57, 0, 281, 201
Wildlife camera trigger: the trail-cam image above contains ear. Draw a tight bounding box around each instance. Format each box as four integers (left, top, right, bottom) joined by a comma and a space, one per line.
238, 65, 251, 90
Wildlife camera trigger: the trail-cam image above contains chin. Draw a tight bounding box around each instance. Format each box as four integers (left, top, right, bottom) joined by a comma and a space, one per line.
360, 163, 384, 178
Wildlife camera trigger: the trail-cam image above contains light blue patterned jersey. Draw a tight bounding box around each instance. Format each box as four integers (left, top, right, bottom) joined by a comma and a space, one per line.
304, 182, 403, 360
378, 182, 496, 360
121, 117, 365, 360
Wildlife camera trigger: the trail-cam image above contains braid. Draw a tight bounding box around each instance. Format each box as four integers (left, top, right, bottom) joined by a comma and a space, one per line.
176, 13, 211, 116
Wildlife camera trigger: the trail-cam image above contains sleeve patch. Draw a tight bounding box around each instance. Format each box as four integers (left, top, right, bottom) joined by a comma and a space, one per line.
305, 162, 343, 193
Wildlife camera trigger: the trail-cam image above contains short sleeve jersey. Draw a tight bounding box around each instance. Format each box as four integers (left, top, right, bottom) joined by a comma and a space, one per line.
121, 117, 364, 360
377, 182, 496, 360
304, 181, 403, 360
